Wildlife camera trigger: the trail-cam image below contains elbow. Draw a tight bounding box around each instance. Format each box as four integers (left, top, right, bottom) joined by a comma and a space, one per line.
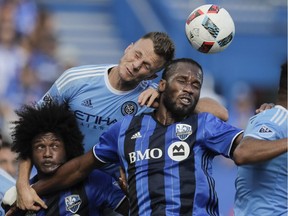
222, 108, 229, 122
232, 147, 251, 165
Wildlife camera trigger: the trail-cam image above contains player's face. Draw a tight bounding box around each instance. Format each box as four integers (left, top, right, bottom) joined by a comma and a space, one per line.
32, 132, 67, 178
162, 62, 202, 117
0, 147, 18, 178
118, 38, 166, 83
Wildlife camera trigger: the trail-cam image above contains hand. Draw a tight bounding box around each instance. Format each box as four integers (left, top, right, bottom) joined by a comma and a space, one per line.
138, 88, 159, 108
16, 184, 47, 211
255, 103, 275, 114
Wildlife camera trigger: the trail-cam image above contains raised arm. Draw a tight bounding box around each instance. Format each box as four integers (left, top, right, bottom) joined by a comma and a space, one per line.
16, 158, 46, 211
194, 97, 229, 121
232, 136, 288, 165
32, 150, 104, 196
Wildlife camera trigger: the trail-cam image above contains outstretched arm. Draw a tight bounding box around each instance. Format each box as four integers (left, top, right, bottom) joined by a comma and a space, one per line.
32, 150, 104, 196
232, 136, 288, 165
194, 97, 229, 121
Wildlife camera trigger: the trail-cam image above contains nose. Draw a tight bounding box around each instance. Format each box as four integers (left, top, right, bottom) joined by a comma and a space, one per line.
43, 147, 52, 158
182, 83, 193, 93
133, 60, 142, 71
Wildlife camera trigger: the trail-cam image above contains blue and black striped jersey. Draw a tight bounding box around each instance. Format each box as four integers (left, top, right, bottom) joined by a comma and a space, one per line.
94, 112, 243, 216
3, 170, 126, 216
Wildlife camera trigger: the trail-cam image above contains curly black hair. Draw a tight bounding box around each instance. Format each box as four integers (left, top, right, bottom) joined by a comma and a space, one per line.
12, 102, 84, 160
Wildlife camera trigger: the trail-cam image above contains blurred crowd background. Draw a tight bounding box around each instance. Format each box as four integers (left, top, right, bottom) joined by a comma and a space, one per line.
0, 0, 286, 216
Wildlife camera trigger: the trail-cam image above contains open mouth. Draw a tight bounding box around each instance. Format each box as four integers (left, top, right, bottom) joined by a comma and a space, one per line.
179, 96, 192, 105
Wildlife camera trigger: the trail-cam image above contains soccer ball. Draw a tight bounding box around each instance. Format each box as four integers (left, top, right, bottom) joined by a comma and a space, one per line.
185, 4, 235, 54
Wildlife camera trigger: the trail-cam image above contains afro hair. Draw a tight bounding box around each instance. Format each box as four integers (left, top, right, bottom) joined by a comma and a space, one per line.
12, 102, 84, 160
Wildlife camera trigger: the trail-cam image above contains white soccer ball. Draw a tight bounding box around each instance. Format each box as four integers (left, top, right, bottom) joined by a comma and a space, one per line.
185, 4, 235, 54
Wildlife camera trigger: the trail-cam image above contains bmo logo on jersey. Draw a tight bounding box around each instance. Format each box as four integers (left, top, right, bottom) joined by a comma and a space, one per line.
128, 141, 190, 163
167, 141, 190, 161
129, 148, 162, 163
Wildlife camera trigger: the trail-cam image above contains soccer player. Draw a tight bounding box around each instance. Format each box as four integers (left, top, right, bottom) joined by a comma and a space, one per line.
8, 58, 286, 216
15, 31, 230, 212
3, 102, 128, 215
234, 61, 287, 216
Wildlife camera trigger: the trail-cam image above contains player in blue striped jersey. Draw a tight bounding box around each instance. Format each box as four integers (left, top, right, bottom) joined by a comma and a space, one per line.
2, 102, 128, 216
234, 61, 287, 216
21, 58, 287, 216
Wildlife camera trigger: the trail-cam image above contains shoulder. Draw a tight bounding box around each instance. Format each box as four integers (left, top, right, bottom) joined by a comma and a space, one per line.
249, 105, 287, 125
55, 64, 115, 90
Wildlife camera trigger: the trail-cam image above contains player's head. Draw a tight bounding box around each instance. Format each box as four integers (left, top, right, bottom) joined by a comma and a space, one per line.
141, 32, 175, 68
12, 102, 84, 162
158, 58, 203, 118
277, 61, 287, 106
0, 141, 18, 178
118, 32, 175, 84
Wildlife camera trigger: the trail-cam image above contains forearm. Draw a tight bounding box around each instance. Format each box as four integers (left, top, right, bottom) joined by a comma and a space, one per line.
17, 159, 32, 188
233, 137, 288, 165
33, 151, 103, 196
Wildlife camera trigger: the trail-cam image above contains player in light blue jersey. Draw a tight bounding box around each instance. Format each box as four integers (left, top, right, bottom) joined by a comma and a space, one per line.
234, 61, 288, 216
19, 58, 287, 216
40, 64, 157, 153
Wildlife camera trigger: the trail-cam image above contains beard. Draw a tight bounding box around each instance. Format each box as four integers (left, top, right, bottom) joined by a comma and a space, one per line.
163, 93, 197, 119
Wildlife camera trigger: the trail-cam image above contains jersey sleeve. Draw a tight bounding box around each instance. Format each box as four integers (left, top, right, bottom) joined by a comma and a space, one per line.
88, 170, 126, 211
202, 113, 243, 157
93, 121, 122, 164
148, 81, 158, 90
244, 109, 286, 140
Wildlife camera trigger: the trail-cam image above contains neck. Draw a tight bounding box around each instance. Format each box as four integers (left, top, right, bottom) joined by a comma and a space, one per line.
108, 67, 138, 91
154, 106, 187, 126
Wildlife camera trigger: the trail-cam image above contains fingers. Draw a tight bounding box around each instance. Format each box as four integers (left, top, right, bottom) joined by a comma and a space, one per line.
255, 103, 275, 113
138, 88, 159, 107
16, 187, 47, 210
34, 196, 47, 210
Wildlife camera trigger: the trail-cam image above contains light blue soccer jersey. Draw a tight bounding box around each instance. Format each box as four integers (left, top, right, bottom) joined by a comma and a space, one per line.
38, 64, 154, 153
234, 105, 288, 216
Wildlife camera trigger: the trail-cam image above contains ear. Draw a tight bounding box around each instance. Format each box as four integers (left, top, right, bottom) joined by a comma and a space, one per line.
158, 79, 166, 93
145, 74, 158, 80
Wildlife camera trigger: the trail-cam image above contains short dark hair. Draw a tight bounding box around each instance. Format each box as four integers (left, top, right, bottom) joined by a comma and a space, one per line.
162, 58, 203, 81
142, 32, 175, 67
12, 102, 84, 160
